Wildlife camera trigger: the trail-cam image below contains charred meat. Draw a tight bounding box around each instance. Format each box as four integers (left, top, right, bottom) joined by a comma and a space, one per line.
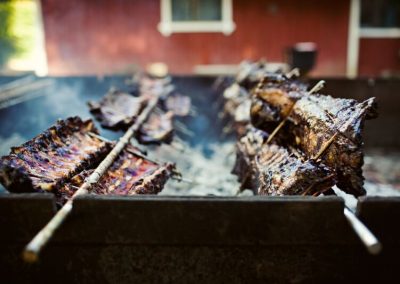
232, 127, 267, 192
137, 110, 174, 145
226, 62, 377, 198
255, 144, 336, 196
58, 145, 175, 204
232, 128, 336, 196
0, 117, 112, 193
251, 86, 377, 196
88, 75, 190, 145
164, 94, 191, 116
88, 89, 145, 129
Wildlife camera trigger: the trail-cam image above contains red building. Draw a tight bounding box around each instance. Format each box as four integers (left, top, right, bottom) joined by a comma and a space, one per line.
40, 0, 400, 77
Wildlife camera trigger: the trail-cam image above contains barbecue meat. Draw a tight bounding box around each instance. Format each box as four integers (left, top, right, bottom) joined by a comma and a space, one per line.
88, 75, 190, 145
137, 110, 174, 145
255, 144, 336, 196
58, 145, 175, 204
223, 63, 306, 137
0, 117, 112, 193
164, 94, 191, 116
251, 88, 377, 196
232, 128, 268, 192
232, 128, 336, 195
88, 90, 145, 129
250, 83, 306, 132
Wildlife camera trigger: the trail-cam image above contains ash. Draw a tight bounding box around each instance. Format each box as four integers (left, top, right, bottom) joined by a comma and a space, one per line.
334, 150, 400, 210
146, 140, 244, 196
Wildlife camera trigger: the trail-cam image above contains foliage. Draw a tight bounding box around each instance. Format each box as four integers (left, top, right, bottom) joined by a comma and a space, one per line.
0, 0, 18, 67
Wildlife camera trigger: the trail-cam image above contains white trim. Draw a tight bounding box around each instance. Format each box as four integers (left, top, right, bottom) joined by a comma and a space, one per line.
346, 0, 360, 78
35, 0, 48, 76
359, 28, 400, 38
158, 0, 236, 36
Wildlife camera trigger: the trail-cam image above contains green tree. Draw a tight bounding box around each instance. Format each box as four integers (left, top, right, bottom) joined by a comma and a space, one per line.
0, 0, 17, 67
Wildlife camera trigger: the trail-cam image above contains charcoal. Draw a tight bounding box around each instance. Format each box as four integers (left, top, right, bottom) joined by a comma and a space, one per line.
0, 117, 112, 193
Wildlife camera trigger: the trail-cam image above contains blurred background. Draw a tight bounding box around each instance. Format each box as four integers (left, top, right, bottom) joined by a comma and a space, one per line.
0, 0, 399, 78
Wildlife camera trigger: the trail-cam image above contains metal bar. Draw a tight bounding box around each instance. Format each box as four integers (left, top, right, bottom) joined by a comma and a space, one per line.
343, 207, 382, 255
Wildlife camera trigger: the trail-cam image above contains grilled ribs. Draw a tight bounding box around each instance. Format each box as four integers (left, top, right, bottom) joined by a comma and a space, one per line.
226, 61, 377, 197
88, 90, 145, 129
255, 144, 336, 196
232, 128, 336, 196
0, 117, 112, 193
58, 145, 175, 204
137, 110, 174, 145
251, 87, 377, 196
88, 75, 190, 145
0, 117, 176, 205
232, 127, 267, 192
223, 64, 306, 137
164, 94, 191, 116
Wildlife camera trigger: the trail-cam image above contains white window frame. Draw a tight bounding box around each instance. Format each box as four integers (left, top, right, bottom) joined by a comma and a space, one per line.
359, 27, 400, 38
157, 0, 236, 36
347, 0, 400, 77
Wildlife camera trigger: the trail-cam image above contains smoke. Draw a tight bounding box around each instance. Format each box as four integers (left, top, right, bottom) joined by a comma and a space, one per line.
43, 80, 90, 119
0, 132, 26, 156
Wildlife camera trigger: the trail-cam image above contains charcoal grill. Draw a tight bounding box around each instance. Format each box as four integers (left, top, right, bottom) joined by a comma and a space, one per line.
1, 76, 400, 283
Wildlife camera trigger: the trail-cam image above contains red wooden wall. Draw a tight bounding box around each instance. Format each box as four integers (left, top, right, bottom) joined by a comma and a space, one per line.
358, 39, 400, 77
41, 0, 351, 76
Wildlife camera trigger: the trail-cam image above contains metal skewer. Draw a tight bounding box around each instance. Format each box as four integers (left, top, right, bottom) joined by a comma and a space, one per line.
285, 68, 300, 79
255, 77, 381, 254
344, 206, 382, 255
23, 93, 162, 263
306, 113, 382, 254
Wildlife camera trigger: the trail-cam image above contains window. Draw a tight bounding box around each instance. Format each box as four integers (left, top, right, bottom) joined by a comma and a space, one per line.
158, 0, 235, 36
359, 0, 400, 37
361, 0, 400, 28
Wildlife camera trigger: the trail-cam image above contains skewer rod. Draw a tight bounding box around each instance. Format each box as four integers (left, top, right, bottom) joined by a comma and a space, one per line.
23, 95, 161, 262
343, 207, 382, 255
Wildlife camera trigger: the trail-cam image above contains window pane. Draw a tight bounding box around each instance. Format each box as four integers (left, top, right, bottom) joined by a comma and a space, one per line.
171, 0, 222, 21
361, 0, 400, 27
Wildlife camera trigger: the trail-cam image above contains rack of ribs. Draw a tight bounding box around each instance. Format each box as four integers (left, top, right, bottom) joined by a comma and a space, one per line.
251, 85, 377, 196
0, 117, 175, 206
0, 117, 111, 194
226, 61, 377, 197
58, 145, 175, 205
88, 75, 191, 145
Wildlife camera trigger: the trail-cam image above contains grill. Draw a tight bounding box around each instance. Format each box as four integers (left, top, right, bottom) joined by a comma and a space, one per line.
1, 75, 400, 283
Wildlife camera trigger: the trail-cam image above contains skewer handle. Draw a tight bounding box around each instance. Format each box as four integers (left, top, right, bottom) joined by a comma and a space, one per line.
308, 80, 325, 94
23, 94, 161, 262
343, 207, 382, 255
23, 200, 74, 263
